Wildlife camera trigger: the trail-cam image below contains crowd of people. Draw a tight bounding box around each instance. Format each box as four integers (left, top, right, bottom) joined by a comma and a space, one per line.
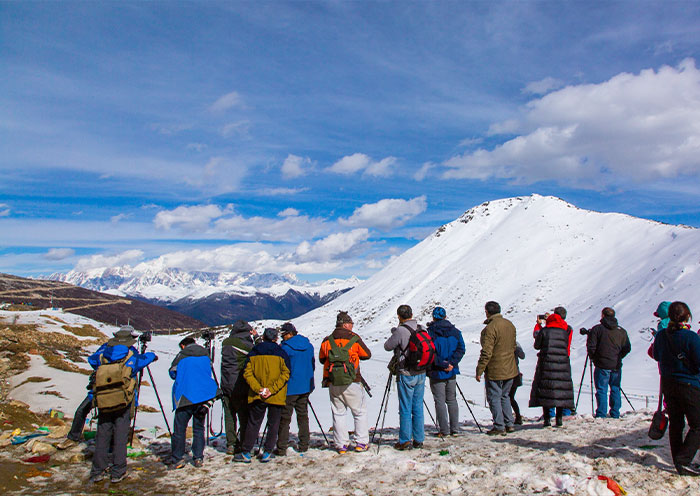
59, 300, 700, 483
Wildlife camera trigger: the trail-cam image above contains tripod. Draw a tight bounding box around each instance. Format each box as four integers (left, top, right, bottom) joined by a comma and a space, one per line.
371, 373, 393, 449
308, 400, 330, 447
455, 381, 483, 433
575, 354, 635, 415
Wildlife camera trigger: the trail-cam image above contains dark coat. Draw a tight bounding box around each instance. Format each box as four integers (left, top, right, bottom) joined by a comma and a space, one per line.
427, 319, 466, 380
220, 322, 259, 397
529, 315, 575, 409
586, 316, 631, 370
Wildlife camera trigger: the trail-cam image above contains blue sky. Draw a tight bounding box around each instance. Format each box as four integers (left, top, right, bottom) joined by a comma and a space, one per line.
2, 1, 700, 279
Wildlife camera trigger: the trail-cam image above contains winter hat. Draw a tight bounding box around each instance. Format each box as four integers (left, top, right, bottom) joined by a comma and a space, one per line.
230, 320, 253, 333
108, 326, 138, 347
654, 301, 671, 319
263, 327, 279, 342
280, 322, 297, 336
432, 307, 446, 320
336, 311, 353, 325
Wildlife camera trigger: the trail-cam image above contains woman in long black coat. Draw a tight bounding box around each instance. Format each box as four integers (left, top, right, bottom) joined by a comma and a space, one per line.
529, 313, 575, 427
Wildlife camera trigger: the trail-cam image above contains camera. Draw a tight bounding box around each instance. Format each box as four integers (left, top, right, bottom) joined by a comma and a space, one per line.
200, 329, 215, 341
579, 327, 589, 336
537, 314, 546, 321
139, 331, 152, 343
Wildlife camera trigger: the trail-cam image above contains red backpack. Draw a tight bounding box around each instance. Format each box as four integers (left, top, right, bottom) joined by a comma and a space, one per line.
404, 324, 436, 372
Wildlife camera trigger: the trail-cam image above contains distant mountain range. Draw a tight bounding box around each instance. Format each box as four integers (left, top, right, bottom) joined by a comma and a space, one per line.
46, 268, 360, 326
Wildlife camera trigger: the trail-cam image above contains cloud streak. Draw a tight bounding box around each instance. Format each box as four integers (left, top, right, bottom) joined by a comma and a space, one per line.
340, 196, 428, 230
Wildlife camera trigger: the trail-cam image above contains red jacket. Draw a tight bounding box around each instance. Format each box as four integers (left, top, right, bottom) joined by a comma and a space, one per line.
534, 314, 572, 356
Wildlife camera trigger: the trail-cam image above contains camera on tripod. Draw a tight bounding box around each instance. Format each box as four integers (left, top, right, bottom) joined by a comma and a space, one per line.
200, 329, 215, 341
139, 331, 153, 343
579, 327, 589, 336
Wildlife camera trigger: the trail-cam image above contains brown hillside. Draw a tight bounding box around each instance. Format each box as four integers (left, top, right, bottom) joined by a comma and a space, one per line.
0, 273, 204, 331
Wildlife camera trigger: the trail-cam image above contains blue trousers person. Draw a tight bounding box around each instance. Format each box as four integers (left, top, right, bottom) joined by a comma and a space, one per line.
397, 374, 426, 444
593, 368, 622, 418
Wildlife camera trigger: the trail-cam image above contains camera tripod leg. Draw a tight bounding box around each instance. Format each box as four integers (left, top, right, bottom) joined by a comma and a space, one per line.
308, 400, 330, 447
375, 377, 393, 452
146, 365, 172, 436
371, 374, 393, 444
621, 388, 636, 411
456, 381, 483, 433
575, 354, 589, 412
129, 368, 145, 447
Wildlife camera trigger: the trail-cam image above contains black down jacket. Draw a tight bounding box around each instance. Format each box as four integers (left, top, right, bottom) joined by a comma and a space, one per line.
529, 325, 575, 409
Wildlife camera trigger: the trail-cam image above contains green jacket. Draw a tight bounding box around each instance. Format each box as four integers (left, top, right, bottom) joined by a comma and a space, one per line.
476, 313, 518, 381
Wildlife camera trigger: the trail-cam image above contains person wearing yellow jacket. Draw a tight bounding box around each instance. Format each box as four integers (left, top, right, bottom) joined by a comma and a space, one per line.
234, 327, 290, 463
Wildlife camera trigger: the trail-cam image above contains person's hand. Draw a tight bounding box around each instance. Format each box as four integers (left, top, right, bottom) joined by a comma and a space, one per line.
475, 375, 481, 382
259, 388, 271, 399
152, 355, 159, 362
251, 328, 259, 337
445, 364, 454, 372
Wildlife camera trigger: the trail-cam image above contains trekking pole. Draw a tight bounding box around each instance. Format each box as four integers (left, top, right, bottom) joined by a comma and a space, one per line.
308, 400, 330, 446
146, 365, 172, 436
423, 399, 437, 427
256, 424, 268, 455
621, 388, 636, 411
575, 354, 589, 412
455, 381, 483, 433
371, 374, 392, 444
375, 377, 393, 452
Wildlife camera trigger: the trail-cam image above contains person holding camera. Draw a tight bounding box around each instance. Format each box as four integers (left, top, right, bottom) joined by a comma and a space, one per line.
585, 307, 631, 419
533, 307, 573, 419
529, 309, 575, 427
652, 301, 700, 477
169, 337, 220, 469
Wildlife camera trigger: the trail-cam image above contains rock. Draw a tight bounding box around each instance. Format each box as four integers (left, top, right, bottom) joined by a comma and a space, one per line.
47, 425, 70, 439
0, 437, 12, 448
9, 399, 30, 409
70, 452, 85, 463
31, 441, 57, 455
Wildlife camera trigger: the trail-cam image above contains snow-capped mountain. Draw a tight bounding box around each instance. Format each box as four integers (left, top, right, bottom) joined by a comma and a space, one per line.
291, 194, 700, 399
47, 267, 360, 325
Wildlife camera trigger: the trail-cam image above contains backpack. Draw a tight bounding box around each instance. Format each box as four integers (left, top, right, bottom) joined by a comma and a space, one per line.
404, 325, 436, 372
327, 335, 359, 386
93, 350, 137, 412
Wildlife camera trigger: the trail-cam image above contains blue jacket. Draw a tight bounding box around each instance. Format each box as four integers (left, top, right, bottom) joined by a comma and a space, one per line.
653, 327, 700, 390
88, 344, 156, 405
280, 334, 315, 396
427, 319, 466, 380
169, 344, 219, 410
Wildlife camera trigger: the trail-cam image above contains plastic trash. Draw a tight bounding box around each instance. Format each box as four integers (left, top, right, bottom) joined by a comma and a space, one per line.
11, 431, 49, 445
22, 454, 51, 463
439, 449, 449, 456
597, 476, 627, 496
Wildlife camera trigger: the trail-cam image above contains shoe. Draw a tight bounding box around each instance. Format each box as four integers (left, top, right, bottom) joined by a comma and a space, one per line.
514, 416, 523, 425
354, 443, 369, 452
676, 463, 700, 477
193, 459, 203, 468
296, 446, 308, 453
273, 448, 287, 456
89, 473, 105, 484
233, 452, 252, 463
169, 460, 187, 470
225, 446, 235, 455
57, 438, 78, 450
543, 418, 551, 427
450, 431, 460, 437
412, 441, 424, 449
393, 441, 412, 450
337, 445, 348, 454
486, 428, 506, 436
555, 418, 563, 428
505, 426, 515, 433
260, 451, 274, 463
110, 473, 127, 484
434, 432, 446, 438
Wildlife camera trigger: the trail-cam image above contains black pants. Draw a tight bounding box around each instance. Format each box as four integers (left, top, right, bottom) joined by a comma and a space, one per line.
242, 401, 283, 454
277, 393, 310, 451
663, 377, 700, 466
509, 375, 522, 420
543, 407, 564, 422
90, 406, 130, 478
68, 394, 93, 441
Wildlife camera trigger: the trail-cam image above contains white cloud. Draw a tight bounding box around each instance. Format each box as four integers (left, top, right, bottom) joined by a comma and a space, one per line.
278, 208, 300, 217
523, 77, 564, 95
340, 196, 428, 230
254, 187, 309, 196
444, 59, 700, 186
154, 204, 230, 232
413, 162, 435, 181
294, 229, 370, 262
213, 212, 327, 242
458, 137, 484, 147
327, 153, 398, 177
44, 248, 75, 260
281, 154, 312, 179
220, 121, 250, 138
110, 213, 131, 224
75, 249, 144, 271
0, 204, 9, 217
209, 91, 242, 112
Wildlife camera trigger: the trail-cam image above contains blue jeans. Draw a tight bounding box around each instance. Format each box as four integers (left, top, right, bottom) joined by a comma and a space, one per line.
397, 373, 426, 444
171, 404, 206, 464
594, 367, 622, 418
546, 407, 572, 417
485, 378, 514, 430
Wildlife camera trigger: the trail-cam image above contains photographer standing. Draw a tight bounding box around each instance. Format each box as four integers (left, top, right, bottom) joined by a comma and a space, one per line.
586, 307, 631, 419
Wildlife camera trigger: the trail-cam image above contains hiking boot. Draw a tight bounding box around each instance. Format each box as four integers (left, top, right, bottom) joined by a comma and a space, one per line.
337, 445, 348, 454
260, 451, 275, 463
486, 428, 506, 436
57, 438, 78, 450
110, 473, 127, 484
514, 415, 523, 425
505, 426, 516, 433
412, 441, 424, 449
89, 473, 105, 484
295, 446, 308, 453
450, 431, 461, 437
676, 463, 700, 477
273, 448, 287, 457
233, 452, 252, 463
543, 418, 551, 428
555, 417, 563, 428
193, 458, 203, 468
169, 459, 187, 470
225, 445, 235, 455
354, 443, 369, 452
393, 441, 412, 450
434, 432, 447, 438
